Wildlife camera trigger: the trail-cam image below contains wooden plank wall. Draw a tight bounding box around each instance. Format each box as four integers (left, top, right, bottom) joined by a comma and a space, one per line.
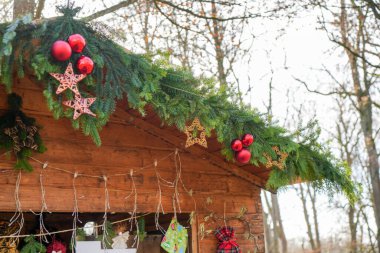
0, 77, 265, 252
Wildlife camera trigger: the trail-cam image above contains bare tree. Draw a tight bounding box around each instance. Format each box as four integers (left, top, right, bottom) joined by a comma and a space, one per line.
13, 0, 35, 19
295, 1, 380, 249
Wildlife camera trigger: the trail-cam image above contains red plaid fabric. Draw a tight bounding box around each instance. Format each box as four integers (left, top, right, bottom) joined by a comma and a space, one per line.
215, 226, 240, 253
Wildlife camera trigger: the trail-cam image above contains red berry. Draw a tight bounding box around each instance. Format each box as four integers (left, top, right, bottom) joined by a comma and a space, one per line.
231, 139, 243, 152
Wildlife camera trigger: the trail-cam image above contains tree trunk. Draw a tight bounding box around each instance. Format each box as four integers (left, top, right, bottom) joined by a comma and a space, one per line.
210, 0, 227, 88
339, 0, 380, 248
306, 184, 321, 253
13, 0, 35, 19
271, 193, 287, 253
299, 184, 317, 251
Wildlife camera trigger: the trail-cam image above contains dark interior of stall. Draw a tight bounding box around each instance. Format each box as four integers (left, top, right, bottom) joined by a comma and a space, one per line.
0, 212, 192, 253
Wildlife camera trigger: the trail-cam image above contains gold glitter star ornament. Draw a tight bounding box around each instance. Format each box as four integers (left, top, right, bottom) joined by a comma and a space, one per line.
50, 63, 86, 96
263, 146, 288, 170
184, 117, 207, 148
63, 95, 96, 120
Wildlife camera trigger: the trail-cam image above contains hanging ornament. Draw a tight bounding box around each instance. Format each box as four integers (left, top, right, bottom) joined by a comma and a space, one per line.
76, 55, 94, 74
184, 117, 207, 148
68, 34, 86, 53
51, 40, 72, 61
50, 63, 86, 96
161, 218, 188, 253
241, 133, 254, 147
0, 221, 19, 253
235, 148, 251, 164
263, 146, 288, 170
4, 116, 38, 152
215, 226, 240, 253
47, 240, 66, 253
63, 94, 96, 120
111, 232, 129, 249
230, 139, 243, 152
0, 93, 46, 171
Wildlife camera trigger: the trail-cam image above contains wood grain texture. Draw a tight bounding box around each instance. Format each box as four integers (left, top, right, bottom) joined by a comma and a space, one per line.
0, 77, 265, 252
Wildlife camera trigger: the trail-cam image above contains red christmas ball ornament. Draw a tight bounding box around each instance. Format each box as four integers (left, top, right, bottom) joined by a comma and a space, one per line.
230, 139, 243, 152
241, 133, 254, 147
76, 55, 94, 74
68, 34, 86, 53
47, 240, 66, 253
51, 40, 72, 61
235, 148, 251, 164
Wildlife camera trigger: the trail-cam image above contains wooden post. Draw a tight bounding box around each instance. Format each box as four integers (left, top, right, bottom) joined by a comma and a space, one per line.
191, 214, 199, 253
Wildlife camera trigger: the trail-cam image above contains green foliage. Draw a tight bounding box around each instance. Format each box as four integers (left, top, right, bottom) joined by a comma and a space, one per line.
100, 221, 116, 249
137, 217, 147, 242
20, 236, 46, 253
0, 94, 46, 171
0, 6, 357, 198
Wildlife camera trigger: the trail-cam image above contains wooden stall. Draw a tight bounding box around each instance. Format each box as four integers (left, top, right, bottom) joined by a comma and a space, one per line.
0, 8, 354, 253
0, 77, 267, 252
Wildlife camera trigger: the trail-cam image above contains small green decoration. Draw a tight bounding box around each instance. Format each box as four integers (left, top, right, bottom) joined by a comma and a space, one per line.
137, 217, 147, 242
0, 93, 46, 171
20, 236, 46, 253
161, 218, 188, 253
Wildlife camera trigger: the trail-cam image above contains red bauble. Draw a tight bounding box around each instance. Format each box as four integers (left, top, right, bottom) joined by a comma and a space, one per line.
47, 240, 66, 253
76, 56, 94, 74
68, 34, 86, 53
230, 139, 243, 152
51, 40, 72, 61
235, 148, 251, 164
241, 133, 254, 147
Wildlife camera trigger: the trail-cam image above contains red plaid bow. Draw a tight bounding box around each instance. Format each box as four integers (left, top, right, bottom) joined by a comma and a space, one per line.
215, 226, 240, 253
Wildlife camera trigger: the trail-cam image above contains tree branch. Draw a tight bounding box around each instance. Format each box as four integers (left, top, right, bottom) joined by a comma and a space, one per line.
154, 0, 259, 21
81, 0, 138, 22
35, 0, 45, 19
293, 76, 356, 97
363, 0, 380, 19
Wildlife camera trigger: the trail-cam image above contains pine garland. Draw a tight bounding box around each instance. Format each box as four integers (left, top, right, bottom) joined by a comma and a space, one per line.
0, 6, 357, 199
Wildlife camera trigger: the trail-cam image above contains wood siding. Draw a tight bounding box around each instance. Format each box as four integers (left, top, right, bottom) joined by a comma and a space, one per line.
0, 77, 265, 252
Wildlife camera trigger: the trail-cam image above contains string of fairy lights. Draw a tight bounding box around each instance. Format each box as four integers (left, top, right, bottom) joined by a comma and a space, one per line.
0, 149, 196, 249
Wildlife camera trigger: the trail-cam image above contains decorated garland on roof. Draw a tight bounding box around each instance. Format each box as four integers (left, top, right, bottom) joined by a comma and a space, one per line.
0, 6, 357, 199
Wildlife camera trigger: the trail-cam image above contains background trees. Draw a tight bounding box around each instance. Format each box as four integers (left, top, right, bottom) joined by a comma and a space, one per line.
3, 0, 380, 251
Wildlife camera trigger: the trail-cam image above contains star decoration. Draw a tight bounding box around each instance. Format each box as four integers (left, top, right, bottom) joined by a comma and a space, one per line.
263, 146, 288, 170
63, 95, 96, 120
4, 116, 38, 153
50, 63, 86, 96
184, 117, 207, 148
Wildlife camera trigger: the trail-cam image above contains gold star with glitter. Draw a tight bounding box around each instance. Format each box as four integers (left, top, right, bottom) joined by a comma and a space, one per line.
4, 117, 38, 153
263, 146, 288, 170
50, 63, 86, 96
184, 117, 207, 148
63, 95, 96, 120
